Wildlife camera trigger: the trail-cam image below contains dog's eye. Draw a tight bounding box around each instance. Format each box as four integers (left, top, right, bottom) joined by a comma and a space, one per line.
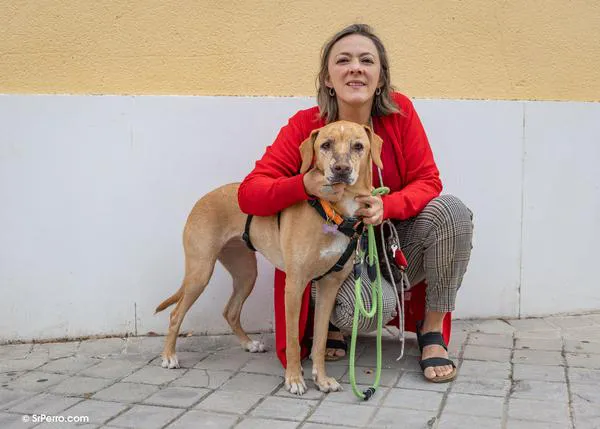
321, 141, 332, 151
353, 142, 364, 151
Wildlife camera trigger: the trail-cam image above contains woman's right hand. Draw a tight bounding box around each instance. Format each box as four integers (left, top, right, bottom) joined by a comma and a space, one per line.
303, 168, 346, 202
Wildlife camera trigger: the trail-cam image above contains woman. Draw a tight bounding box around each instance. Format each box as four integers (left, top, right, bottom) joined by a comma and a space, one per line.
238, 24, 473, 383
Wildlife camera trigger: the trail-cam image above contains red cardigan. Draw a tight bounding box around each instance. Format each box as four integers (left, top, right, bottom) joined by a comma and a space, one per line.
237, 92, 444, 367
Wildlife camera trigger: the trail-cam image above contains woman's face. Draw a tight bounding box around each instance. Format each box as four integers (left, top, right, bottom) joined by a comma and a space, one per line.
326, 34, 382, 111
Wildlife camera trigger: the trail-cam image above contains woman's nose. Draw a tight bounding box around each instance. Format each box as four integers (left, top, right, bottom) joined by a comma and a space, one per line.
349, 59, 362, 72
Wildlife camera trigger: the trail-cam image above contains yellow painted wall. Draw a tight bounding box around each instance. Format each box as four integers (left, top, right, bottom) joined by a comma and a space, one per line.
1, 0, 599, 101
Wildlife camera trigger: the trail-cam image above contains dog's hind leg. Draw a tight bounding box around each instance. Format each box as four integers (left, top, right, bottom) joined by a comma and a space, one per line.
161, 255, 218, 369
218, 239, 265, 353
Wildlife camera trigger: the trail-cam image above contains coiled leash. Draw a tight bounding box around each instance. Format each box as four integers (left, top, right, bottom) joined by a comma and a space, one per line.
348, 185, 390, 401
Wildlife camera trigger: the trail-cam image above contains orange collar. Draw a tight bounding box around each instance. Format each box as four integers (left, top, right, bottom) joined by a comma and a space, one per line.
319, 199, 344, 225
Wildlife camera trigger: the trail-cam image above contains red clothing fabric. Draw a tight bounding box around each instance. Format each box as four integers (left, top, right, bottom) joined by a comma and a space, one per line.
238, 93, 448, 367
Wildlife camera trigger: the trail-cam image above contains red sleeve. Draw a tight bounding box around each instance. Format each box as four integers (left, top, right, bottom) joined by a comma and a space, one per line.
381, 95, 443, 220
238, 109, 318, 216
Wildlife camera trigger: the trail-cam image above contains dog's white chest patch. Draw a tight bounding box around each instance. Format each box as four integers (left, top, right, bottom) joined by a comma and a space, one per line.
320, 234, 350, 259
339, 197, 360, 217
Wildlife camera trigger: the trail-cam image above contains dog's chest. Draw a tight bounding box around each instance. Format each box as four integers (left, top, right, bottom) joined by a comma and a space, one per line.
319, 233, 350, 259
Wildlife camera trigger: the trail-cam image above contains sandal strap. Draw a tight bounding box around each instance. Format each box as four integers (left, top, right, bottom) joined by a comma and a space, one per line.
419, 357, 456, 371
325, 338, 347, 352
417, 331, 448, 353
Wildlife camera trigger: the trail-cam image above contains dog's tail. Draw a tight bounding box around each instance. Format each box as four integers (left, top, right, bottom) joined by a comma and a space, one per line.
155, 286, 183, 313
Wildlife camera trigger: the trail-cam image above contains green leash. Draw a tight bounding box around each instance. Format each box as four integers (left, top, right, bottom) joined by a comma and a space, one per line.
348, 186, 390, 400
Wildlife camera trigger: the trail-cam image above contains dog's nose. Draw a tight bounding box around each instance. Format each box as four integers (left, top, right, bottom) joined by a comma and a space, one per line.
333, 164, 351, 175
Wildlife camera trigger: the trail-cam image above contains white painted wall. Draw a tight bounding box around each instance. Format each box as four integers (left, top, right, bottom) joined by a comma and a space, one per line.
0, 95, 598, 342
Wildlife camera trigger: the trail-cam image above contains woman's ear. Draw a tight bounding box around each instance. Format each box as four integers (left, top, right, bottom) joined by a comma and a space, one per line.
299, 129, 320, 174
363, 125, 383, 169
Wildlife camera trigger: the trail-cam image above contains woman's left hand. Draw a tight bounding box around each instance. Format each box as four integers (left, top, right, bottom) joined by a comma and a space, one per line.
354, 195, 384, 225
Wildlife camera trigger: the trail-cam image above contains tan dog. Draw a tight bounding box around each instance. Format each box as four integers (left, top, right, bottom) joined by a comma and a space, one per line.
155, 120, 382, 394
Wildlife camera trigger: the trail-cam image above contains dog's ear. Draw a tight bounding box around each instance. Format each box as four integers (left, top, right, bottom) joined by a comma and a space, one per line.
299, 129, 320, 174
363, 125, 383, 169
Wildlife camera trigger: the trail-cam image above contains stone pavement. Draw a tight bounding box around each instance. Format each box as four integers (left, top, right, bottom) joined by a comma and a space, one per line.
1, 313, 600, 429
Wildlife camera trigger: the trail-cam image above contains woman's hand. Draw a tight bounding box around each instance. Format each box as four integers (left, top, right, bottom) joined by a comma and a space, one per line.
354, 194, 384, 225
303, 168, 346, 202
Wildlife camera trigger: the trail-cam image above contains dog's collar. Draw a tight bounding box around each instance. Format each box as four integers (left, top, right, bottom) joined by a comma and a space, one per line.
308, 199, 363, 238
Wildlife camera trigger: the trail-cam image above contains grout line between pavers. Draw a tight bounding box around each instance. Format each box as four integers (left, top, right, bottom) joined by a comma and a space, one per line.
501, 331, 516, 429
562, 335, 576, 429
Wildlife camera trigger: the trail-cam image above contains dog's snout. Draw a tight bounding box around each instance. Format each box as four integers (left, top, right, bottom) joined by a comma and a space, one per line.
333, 163, 351, 175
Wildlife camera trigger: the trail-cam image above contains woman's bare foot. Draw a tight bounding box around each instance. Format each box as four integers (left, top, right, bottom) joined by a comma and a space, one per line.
325, 330, 346, 360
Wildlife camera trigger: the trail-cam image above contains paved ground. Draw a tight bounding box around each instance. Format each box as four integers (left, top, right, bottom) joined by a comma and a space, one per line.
1, 313, 600, 429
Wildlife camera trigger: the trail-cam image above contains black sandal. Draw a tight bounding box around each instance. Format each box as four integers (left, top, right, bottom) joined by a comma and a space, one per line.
416, 321, 457, 383
325, 322, 347, 361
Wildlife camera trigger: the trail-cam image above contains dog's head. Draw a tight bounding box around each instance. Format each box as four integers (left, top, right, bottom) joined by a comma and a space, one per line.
299, 121, 383, 189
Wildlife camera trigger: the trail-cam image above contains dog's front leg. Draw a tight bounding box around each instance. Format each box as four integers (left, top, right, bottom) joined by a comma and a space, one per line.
311, 271, 348, 393
284, 274, 308, 395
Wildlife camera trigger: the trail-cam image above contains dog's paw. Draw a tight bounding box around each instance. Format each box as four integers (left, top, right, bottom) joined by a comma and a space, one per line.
161, 354, 180, 369
285, 373, 307, 395
315, 375, 342, 393
244, 340, 267, 353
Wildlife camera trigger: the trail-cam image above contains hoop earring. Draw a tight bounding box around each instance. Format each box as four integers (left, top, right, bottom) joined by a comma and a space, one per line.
329, 87, 335, 97
376, 87, 382, 96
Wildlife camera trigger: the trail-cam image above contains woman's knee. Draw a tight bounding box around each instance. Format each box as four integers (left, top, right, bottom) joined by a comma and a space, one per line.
424, 194, 474, 230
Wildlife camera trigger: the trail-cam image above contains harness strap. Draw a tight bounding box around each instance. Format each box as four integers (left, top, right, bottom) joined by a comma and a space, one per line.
307, 199, 362, 239
312, 235, 358, 281
242, 215, 256, 251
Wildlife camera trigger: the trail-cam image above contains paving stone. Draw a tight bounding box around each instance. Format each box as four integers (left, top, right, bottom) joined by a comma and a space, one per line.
563, 326, 600, 341
64, 399, 128, 425
444, 393, 504, 418
371, 407, 437, 428
150, 351, 209, 369
7, 371, 69, 392
165, 409, 239, 428
510, 380, 568, 402
575, 417, 600, 429
241, 354, 284, 375
34, 342, 80, 359
92, 382, 160, 403
571, 383, 600, 407
451, 376, 510, 397
505, 420, 567, 429
121, 365, 186, 385
302, 424, 353, 429
0, 388, 33, 410
467, 333, 513, 348
0, 412, 36, 429
568, 367, 600, 385
107, 404, 183, 429
0, 357, 49, 373
0, 344, 32, 359
122, 336, 164, 356
48, 375, 113, 397
513, 363, 565, 382
396, 371, 451, 392
220, 372, 282, 395
565, 339, 600, 355
457, 360, 511, 380
142, 386, 209, 408
547, 315, 597, 330
301, 360, 347, 380
508, 397, 570, 424
195, 390, 263, 414
382, 388, 444, 412
8, 393, 81, 414
572, 398, 600, 419
35, 424, 98, 429
78, 358, 146, 379
250, 396, 318, 421
38, 356, 100, 375
237, 418, 299, 429
437, 413, 501, 429
469, 320, 515, 335
462, 345, 512, 362
170, 368, 233, 389
566, 352, 600, 369
506, 318, 557, 332
194, 350, 252, 371
0, 371, 24, 386
515, 337, 563, 351
320, 384, 389, 406
308, 401, 377, 427
77, 339, 126, 358
340, 366, 400, 387
514, 330, 562, 340
512, 349, 564, 366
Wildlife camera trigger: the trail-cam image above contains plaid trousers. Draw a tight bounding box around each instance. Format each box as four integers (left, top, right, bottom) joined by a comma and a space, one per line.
393, 194, 474, 312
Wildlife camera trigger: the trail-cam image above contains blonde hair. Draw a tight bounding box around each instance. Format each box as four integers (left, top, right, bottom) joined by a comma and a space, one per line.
316, 24, 400, 123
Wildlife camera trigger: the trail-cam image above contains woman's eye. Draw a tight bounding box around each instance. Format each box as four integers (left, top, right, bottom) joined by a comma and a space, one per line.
353, 143, 364, 151
362, 58, 374, 64
321, 141, 331, 150
336, 58, 349, 64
